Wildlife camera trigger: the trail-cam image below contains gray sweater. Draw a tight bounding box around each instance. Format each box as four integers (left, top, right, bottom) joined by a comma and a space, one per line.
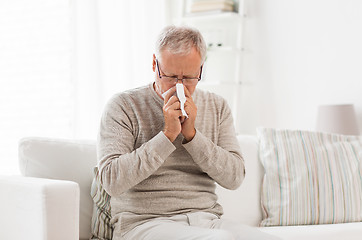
97, 83, 245, 235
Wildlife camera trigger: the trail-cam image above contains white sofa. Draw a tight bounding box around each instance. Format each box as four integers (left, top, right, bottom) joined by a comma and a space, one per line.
0, 135, 361, 240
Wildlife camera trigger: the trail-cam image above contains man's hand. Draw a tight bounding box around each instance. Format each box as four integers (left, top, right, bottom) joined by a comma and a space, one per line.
162, 85, 197, 143
162, 86, 182, 142
181, 86, 197, 142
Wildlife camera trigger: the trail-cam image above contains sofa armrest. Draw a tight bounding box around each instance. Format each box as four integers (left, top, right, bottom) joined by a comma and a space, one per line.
0, 176, 80, 240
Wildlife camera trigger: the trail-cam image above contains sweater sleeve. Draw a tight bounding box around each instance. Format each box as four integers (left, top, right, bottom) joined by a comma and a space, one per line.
182, 99, 245, 190
97, 95, 176, 197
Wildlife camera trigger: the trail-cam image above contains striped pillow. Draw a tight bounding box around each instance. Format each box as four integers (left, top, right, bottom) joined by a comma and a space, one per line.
258, 128, 362, 227
90, 166, 113, 240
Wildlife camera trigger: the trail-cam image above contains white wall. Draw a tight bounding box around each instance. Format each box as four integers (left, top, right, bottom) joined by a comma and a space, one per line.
240, 0, 362, 134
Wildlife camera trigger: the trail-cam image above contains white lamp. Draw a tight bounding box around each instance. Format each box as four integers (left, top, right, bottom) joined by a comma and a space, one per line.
316, 104, 360, 135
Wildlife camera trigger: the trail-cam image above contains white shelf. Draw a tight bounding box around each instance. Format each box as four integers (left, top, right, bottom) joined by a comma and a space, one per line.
178, 0, 246, 134
207, 46, 243, 53
182, 11, 242, 22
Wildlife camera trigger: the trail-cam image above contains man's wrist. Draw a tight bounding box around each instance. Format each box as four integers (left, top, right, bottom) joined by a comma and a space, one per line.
183, 129, 196, 143
163, 130, 177, 142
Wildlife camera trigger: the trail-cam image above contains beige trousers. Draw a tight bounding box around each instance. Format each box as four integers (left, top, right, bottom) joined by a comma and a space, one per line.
120, 212, 281, 240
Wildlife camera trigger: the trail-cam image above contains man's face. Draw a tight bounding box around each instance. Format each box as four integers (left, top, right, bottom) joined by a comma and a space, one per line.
152, 47, 202, 97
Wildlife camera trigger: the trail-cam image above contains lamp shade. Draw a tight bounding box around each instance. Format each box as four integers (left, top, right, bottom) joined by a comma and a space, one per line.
316, 104, 360, 135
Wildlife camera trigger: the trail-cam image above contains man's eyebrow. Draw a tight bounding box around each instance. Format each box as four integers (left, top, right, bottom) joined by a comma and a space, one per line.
185, 71, 201, 78
163, 70, 199, 78
184, 74, 197, 78
163, 71, 177, 77
165, 73, 197, 78
159, 67, 175, 76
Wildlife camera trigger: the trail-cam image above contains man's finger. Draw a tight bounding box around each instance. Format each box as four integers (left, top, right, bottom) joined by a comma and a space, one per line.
183, 85, 192, 98
163, 86, 176, 104
165, 96, 180, 107
165, 108, 183, 119
169, 101, 181, 111
164, 101, 181, 113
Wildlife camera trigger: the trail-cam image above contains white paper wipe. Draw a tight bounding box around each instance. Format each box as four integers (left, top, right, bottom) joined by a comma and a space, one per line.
161, 84, 188, 118
176, 83, 188, 118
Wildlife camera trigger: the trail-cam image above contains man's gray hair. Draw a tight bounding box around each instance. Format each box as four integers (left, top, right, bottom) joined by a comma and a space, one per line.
155, 25, 207, 64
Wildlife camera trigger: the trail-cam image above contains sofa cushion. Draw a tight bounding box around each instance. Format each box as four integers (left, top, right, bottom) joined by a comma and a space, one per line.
258, 128, 362, 227
216, 135, 263, 226
90, 166, 113, 240
18, 137, 97, 239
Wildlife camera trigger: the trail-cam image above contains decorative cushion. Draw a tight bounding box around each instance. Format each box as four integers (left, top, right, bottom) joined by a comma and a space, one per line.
258, 128, 362, 227
90, 166, 113, 240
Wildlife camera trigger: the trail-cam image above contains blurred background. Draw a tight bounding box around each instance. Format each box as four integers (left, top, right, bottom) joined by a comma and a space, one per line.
1, 0, 362, 175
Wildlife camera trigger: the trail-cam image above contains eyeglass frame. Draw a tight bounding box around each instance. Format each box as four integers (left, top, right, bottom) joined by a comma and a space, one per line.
155, 59, 203, 86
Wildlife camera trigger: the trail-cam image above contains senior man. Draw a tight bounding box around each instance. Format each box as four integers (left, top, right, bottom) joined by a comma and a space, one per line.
97, 25, 280, 240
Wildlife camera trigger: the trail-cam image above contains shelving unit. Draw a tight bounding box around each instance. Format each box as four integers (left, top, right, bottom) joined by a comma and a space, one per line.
176, 0, 246, 133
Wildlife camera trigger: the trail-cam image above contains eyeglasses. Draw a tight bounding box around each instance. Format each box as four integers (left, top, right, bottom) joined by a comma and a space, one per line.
155, 59, 203, 86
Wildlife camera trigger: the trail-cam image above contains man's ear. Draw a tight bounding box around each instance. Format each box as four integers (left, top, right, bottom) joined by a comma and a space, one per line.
152, 54, 156, 72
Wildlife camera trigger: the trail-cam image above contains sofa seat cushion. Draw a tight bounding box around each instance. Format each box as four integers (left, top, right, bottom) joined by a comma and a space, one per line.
259, 222, 362, 240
